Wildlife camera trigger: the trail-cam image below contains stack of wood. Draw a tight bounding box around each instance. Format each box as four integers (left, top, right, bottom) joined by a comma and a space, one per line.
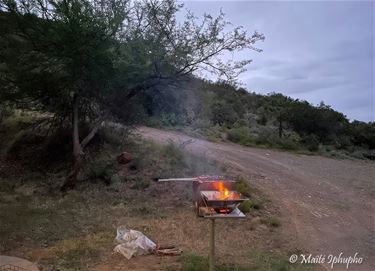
154, 245, 183, 256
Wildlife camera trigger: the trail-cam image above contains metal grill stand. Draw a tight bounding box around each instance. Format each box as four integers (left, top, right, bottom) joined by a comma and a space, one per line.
157, 176, 249, 271
209, 218, 215, 271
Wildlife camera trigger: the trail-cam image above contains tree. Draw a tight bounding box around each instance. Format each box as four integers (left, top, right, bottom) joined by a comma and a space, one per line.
0, 0, 264, 190
1, 0, 129, 190
119, 0, 264, 94
211, 100, 238, 127
261, 93, 293, 138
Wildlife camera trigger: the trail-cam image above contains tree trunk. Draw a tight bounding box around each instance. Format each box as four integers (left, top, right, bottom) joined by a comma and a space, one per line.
278, 114, 283, 138
61, 96, 105, 192
61, 96, 83, 191
62, 153, 82, 191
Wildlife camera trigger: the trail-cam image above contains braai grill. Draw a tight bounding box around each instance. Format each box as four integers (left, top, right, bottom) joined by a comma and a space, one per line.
158, 175, 249, 271
193, 176, 247, 217
159, 175, 248, 218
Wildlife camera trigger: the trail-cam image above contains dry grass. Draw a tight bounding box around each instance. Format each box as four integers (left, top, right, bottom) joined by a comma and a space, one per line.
0, 167, 301, 271
0, 121, 309, 270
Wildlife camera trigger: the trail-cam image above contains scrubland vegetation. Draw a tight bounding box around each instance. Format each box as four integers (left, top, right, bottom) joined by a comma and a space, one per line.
0, 114, 310, 271
142, 79, 375, 159
0, 0, 373, 270
0, 0, 373, 192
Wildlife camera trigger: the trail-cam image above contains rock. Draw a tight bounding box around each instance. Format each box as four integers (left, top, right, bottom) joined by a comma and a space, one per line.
117, 152, 132, 164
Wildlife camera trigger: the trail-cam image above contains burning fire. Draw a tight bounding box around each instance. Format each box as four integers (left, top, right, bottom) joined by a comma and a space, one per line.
215, 181, 231, 200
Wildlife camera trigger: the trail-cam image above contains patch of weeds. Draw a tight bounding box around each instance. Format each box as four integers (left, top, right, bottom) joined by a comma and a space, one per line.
129, 176, 150, 190
85, 156, 118, 185
180, 253, 208, 271
235, 176, 253, 197
130, 206, 154, 217
129, 205, 167, 219
40, 231, 112, 271
52, 245, 99, 271
239, 199, 262, 213
97, 123, 132, 148
260, 217, 281, 228
0, 198, 48, 248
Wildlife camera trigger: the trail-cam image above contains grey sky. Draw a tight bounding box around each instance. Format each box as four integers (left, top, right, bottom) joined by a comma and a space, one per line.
180, 0, 374, 122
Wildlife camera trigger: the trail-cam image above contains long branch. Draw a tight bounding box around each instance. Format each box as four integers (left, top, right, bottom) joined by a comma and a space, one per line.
80, 117, 106, 149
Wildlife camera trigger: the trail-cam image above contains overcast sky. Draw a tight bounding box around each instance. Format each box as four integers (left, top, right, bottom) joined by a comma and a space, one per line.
180, 0, 374, 122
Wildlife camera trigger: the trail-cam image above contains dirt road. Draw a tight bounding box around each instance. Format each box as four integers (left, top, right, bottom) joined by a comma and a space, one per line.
138, 127, 375, 271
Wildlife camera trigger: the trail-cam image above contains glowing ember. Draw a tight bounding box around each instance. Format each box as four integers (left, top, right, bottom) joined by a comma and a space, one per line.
217, 208, 231, 213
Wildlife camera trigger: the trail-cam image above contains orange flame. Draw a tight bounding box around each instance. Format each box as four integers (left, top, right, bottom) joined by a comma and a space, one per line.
215, 181, 230, 200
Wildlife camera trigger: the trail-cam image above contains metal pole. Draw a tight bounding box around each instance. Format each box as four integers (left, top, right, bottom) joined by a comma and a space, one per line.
209, 218, 215, 271
157, 178, 197, 182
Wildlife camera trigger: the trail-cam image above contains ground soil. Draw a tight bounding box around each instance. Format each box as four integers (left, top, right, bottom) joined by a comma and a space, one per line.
2, 126, 373, 271
135, 127, 375, 271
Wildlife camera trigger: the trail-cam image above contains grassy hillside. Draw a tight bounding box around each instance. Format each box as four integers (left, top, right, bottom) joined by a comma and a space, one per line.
136, 77, 375, 159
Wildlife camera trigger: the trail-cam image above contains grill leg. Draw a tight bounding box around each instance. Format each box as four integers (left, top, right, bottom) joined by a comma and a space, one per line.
209, 218, 215, 271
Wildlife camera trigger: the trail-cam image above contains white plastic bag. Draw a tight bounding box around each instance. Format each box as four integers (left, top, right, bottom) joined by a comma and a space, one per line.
113, 226, 156, 259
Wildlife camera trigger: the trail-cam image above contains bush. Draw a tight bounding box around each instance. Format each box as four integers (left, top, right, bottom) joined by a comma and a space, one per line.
234, 176, 252, 197
200, 125, 225, 142
233, 119, 249, 128
239, 200, 253, 213
272, 131, 301, 150
227, 126, 253, 145
254, 126, 277, 146
211, 100, 238, 128
97, 124, 132, 147
85, 157, 118, 185
301, 134, 320, 152
274, 137, 300, 151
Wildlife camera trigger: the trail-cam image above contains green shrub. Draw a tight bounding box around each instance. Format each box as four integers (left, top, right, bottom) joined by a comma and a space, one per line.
274, 137, 300, 151
233, 119, 249, 128
227, 126, 253, 145
254, 126, 277, 146
160, 113, 180, 126
234, 176, 252, 197
239, 200, 252, 213
85, 157, 117, 185
301, 134, 319, 152
200, 125, 224, 142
